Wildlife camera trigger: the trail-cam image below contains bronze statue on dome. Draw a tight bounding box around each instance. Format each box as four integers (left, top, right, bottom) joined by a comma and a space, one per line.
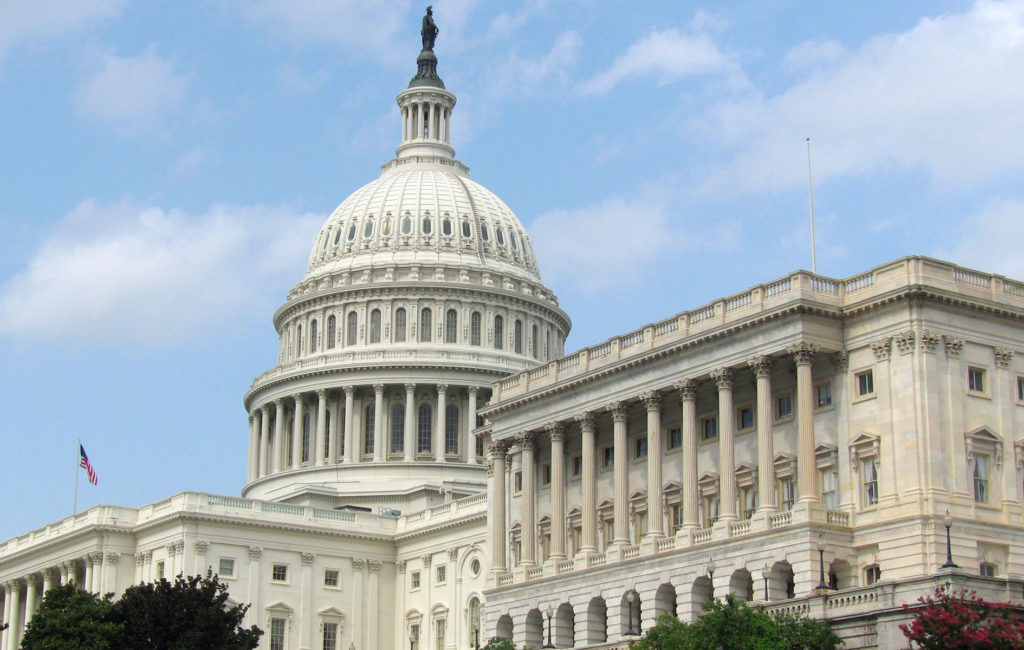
422, 6, 439, 51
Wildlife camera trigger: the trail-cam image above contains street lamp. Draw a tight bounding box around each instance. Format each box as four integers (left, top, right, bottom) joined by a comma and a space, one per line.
815, 539, 830, 591
408, 627, 418, 650
543, 605, 555, 648
625, 590, 638, 636
941, 510, 958, 569
761, 563, 770, 601
707, 557, 716, 601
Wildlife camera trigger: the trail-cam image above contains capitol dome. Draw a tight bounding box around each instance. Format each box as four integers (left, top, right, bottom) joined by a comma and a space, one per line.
241, 44, 569, 509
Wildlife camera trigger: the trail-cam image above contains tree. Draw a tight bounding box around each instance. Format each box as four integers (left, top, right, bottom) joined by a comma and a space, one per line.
21, 573, 261, 650
480, 639, 517, 650
112, 572, 262, 650
900, 586, 1024, 649
21, 583, 125, 650
632, 595, 841, 650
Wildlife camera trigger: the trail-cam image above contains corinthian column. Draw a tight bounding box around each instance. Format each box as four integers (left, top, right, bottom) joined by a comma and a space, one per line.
272, 399, 285, 473
610, 402, 630, 546
259, 406, 270, 478
520, 432, 538, 566
491, 440, 510, 573
467, 387, 479, 464
291, 394, 304, 468
435, 385, 447, 462
641, 391, 664, 539
576, 412, 598, 554
373, 384, 385, 462
749, 356, 776, 511
547, 422, 566, 560
343, 387, 355, 464
675, 380, 699, 532
404, 384, 416, 462
315, 389, 328, 465
712, 368, 737, 522
789, 343, 819, 502
247, 414, 258, 482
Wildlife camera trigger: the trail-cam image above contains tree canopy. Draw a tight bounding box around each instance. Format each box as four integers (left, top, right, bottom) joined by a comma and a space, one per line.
21, 572, 262, 650
900, 586, 1024, 649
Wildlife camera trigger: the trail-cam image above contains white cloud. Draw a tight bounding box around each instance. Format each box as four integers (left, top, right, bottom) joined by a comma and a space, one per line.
580, 27, 745, 95
0, 201, 322, 345
0, 0, 126, 59
74, 45, 190, 138
699, 0, 1024, 193
939, 198, 1024, 280
488, 31, 581, 98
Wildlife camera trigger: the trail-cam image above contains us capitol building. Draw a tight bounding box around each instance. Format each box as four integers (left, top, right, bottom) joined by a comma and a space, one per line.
3, 16, 1024, 650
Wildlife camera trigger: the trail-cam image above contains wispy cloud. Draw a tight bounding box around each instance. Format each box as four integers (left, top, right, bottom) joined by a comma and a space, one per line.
699, 0, 1024, 194
74, 45, 191, 138
939, 198, 1024, 280
579, 27, 745, 95
488, 30, 582, 98
0, 0, 126, 60
0, 201, 322, 345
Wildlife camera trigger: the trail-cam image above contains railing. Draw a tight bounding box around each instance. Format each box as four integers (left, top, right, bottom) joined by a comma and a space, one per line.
261, 502, 304, 516
623, 545, 640, 560
590, 342, 612, 359
526, 566, 543, 580
497, 573, 513, 587
726, 292, 752, 312
826, 590, 877, 611
769, 511, 792, 528
207, 495, 251, 510
764, 277, 792, 298
690, 304, 715, 323
656, 537, 676, 553
729, 520, 751, 536
693, 528, 713, 544
765, 602, 810, 617
589, 553, 607, 568
620, 330, 644, 348
811, 278, 838, 294
1005, 280, 1024, 298
827, 510, 850, 526
528, 365, 548, 380
954, 268, 990, 287
313, 509, 355, 522
844, 272, 874, 293
557, 559, 575, 574
653, 317, 678, 335
557, 354, 580, 370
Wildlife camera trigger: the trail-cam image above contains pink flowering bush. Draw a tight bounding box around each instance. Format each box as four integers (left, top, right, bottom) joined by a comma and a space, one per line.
900, 586, 1024, 649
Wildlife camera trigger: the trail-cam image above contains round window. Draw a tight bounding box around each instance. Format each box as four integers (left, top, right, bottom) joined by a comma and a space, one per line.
470, 558, 480, 576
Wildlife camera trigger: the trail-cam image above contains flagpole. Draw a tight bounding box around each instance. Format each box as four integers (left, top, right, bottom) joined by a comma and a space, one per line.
806, 137, 817, 274
74, 438, 80, 515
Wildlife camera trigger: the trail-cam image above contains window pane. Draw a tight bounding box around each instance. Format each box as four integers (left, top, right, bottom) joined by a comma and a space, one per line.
420, 308, 432, 342
418, 404, 432, 452
394, 308, 406, 342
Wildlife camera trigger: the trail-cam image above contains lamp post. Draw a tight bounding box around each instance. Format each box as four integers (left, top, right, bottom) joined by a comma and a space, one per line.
707, 557, 716, 601
472, 607, 480, 650
941, 510, 958, 569
408, 627, 418, 650
625, 590, 638, 636
815, 539, 830, 591
761, 563, 770, 601
543, 605, 555, 648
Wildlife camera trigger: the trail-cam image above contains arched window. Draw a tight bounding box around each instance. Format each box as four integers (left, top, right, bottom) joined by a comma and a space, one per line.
418, 404, 433, 453
545, 330, 550, 360
461, 221, 471, 238
442, 217, 452, 236
445, 404, 459, 455
324, 410, 332, 459
363, 219, 373, 238
531, 324, 538, 359
422, 217, 432, 235
391, 404, 405, 454
445, 309, 458, 343
302, 412, 311, 463
370, 309, 382, 343
480, 223, 489, 241
327, 315, 336, 349
494, 315, 504, 350
295, 324, 303, 357
420, 308, 432, 342
394, 308, 407, 342
346, 312, 358, 346
310, 319, 318, 353
364, 405, 375, 456
401, 215, 412, 235
470, 312, 481, 346
514, 319, 523, 354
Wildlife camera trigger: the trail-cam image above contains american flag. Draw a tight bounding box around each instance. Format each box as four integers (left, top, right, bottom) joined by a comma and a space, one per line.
80, 444, 98, 485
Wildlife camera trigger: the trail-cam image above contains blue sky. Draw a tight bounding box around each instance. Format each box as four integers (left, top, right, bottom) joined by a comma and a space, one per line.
2, 0, 1023, 542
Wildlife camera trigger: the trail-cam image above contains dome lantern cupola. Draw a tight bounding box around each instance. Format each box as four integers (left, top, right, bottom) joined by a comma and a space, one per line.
397, 6, 455, 160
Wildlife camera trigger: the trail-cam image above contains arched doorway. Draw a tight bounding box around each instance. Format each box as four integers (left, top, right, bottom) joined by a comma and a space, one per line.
496, 614, 513, 641
583, 596, 607, 645
524, 608, 543, 648
729, 568, 753, 601
654, 582, 677, 619
554, 602, 574, 648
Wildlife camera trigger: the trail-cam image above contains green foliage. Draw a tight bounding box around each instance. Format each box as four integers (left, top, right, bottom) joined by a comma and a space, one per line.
20, 572, 262, 650
633, 595, 841, 650
480, 638, 517, 650
21, 583, 124, 650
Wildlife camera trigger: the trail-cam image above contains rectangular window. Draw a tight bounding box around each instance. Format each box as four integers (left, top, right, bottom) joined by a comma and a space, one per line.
974, 455, 989, 503
324, 569, 339, 587
862, 458, 879, 506
980, 563, 996, 577
410, 624, 420, 650
634, 436, 648, 459
322, 622, 338, 650
738, 406, 755, 430
742, 487, 757, 520
779, 478, 795, 511
436, 564, 446, 584
272, 564, 288, 582
218, 558, 235, 579
1018, 376, 1024, 402
701, 416, 718, 441
668, 427, 682, 449
703, 495, 719, 528
864, 565, 881, 586
601, 446, 614, 469
541, 463, 551, 485
571, 525, 582, 554
514, 471, 523, 493
821, 469, 839, 510
411, 571, 421, 589
856, 369, 875, 396
816, 382, 833, 408
270, 618, 286, 650
968, 366, 985, 393
671, 504, 683, 532
435, 619, 446, 649
633, 512, 647, 544
776, 394, 793, 419
156, 561, 165, 579
602, 519, 614, 549
571, 455, 582, 477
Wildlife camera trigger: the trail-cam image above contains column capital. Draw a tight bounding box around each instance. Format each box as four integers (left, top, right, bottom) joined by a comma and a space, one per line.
608, 401, 628, 422
546, 421, 565, 442
788, 342, 819, 365
833, 350, 849, 371
748, 355, 773, 377
367, 559, 381, 572
248, 413, 254, 425
420, 554, 432, 568
870, 337, 892, 360
302, 552, 315, 565
467, 386, 479, 396
316, 388, 327, 399
373, 383, 385, 395
27, 572, 43, 586
274, 397, 285, 409
943, 334, 964, 357
518, 431, 537, 451
405, 383, 416, 392
343, 385, 355, 397
194, 541, 208, 555
105, 552, 121, 563
293, 393, 305, 406
574, 411, 595, 431
674, 378, 697, 400
437, 384, 448, 395
640, 390, 662, 411
710, 367, 733, 390
260, 403, 271, 415
492, 439, 511, 455
995, 346, 1015, 368
248, 546, 263, 560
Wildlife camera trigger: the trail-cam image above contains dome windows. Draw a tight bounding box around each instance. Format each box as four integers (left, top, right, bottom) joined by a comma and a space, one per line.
369, 309, 382, 343
347, 224, 357, 241
461, 221, 471, 238
401, 215, 412, 235
442, 216, 452, 236
510, 233, 518, 251
422, 216, 433, 235
496, 227, 505, 246
382, 218, 392, 236
363, 219, 374, 238
420, 308, 432, 342
333, 229, 342, 245
480, 224, 489, 242
394, 308, 407, 342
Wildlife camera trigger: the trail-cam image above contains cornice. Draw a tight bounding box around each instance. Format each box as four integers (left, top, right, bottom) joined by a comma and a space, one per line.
392, 511, 486, 543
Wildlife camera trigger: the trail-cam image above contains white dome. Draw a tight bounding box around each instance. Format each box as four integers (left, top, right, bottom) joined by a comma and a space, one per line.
305, 157, 542, 284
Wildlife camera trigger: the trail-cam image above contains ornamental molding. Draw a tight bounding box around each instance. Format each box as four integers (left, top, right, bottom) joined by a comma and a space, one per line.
639, 390, 662, 411
248, 546, 263, 560
919, 330, 942, 354
747, 355, 772, 378
870, 337, 892, 360
943, 335, 964, 357
448, 547, 459, 560
421, 554, 432, 567
894, 330, 916, 355
964, 427, 1002, 468
367, 559, 381, 572
302, 553, 315, 565
194, 541, 208, 555
994, 346, 1015, 368
396, 560, 406, 573
352, 558, 366, 571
